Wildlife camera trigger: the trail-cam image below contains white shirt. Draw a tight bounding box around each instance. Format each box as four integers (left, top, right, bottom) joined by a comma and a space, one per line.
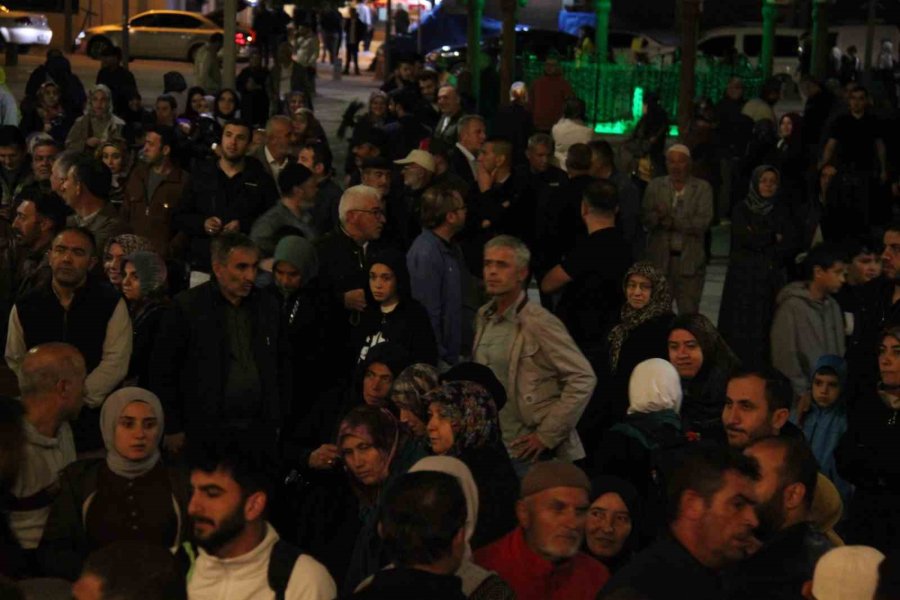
551, 118, 594, 170
265, 146, 289, 185
356, 3, 372, 26
8, 420, 76, 550
188, 523, 336, 600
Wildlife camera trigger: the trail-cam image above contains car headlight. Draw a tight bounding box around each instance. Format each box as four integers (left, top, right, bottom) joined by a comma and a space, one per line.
76, 30, 85, 42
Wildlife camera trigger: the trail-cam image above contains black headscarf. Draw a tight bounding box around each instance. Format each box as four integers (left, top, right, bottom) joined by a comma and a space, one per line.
588, 476, 641, 573
441, 361, 507, 411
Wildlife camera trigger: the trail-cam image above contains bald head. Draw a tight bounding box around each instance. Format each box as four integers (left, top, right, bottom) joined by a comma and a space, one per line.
20, 343, 86, 408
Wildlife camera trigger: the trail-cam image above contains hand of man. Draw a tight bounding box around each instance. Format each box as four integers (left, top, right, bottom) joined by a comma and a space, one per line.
510, 433, 547, 463
204, 216, 223, 236
477, 164, 493, 193
164, 433, 186, 455
223, 220, 240, 233
85, 136, 101, 149
309, 444, 341, 470
344, 288, 367, 312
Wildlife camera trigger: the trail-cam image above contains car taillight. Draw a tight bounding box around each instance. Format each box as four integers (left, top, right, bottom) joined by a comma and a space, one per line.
235, 31, 247, 45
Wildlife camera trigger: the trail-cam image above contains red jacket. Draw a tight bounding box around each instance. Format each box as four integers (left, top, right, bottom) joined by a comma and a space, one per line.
530, 75, 574, 132
474, 527, 609, 600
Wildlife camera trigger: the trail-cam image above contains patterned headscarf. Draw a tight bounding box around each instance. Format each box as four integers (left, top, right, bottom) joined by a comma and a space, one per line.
423, 381, 499, 455
608, 262, 674, 372
744, 165, 780, 216
104, 233, 154, 259
391, 363, 441, 426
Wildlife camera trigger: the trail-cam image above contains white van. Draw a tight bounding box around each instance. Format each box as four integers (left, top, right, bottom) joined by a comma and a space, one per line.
698, 26, 804, 80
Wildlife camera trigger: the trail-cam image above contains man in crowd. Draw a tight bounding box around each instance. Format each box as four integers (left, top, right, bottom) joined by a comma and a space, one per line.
588, 139, 643, 257
96, 46, 137, 117
385, 89, 431, 161
448, 115, 486, 192
530, 59, 574, 133
26, 137, 60, 196
407, 186, 469, 367
193, 33, 223, 94
7, 228, 131, 451
186, 429, 336, 599
726, 436, 832, 599
11, 191, 68, 302
315, 185, 385, 371
299, 141, 342, 235
252, 115, 293, 196
347, 127, 387, 187
150, 233, 288, 456
723, 366, 794, 450
513, 133, 566, 252
7, 343, 84, 553
601, 445, 760, 598
153, 95, 177, 127
60, 155, 130, 259
121, 125, 188, 260
395, 149, 435, 243
474, 461, 608, 600
174, 119, 277, 279
416, 70, 440, 128
250, 163, 318, 254
380, 56, 416, 94
72, 541, 186, 600
352, 471, 468, 599
642, 144, 714, 314
476, 138, 517, 234
434, 85, 466, 146
0, 126, 33, 214
474, 235, 595, 473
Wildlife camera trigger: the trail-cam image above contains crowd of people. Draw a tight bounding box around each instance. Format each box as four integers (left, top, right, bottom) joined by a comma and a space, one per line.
0, 20, 897, 600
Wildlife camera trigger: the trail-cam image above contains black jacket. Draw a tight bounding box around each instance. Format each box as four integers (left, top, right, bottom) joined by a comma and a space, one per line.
173, 156, 278, 271
127, 301, 169, 388
459, 443, 519, 550
149, 281, 290, 434
446, 146, 476, 192
352, 300, 438, 367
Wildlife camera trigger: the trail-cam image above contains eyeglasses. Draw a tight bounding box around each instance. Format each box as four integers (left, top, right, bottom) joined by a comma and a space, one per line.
350, 207, 386, 219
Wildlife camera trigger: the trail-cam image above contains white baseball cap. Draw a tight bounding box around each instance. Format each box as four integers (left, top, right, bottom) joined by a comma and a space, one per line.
394, 149, 436, 173
812, 545, 885, 600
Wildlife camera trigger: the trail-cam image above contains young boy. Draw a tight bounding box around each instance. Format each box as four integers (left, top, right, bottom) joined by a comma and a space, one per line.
792, 354, 853, 506
771, 243, 847, 396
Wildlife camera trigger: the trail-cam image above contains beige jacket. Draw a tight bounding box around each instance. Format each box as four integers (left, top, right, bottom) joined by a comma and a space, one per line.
473, 296, 596, 461
642, 175, 714, 277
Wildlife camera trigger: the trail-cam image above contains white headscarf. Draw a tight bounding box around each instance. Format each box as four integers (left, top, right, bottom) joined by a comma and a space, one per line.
627, 358, 683, 415
100, 387, 164, 479
409, 456, 494, 595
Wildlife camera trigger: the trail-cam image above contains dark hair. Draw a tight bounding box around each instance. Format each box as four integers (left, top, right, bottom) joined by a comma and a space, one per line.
563, 96, 587, 120
588, 139, 614, 169
82, 541, 186, 600
885, 220, 900, 236
69, 155, 111, 200
849, 85, 869, 97
566, 143, 592, 172
485, 138, 512, 164
418, 69, 439, 84
0, 125, 25, 149
222, 118, 252, 138
300, 141, 333, 173
803, 243, 847, 280
278, 163, 313, 195
392, 89, 419, 114
727, 365, 794, 414
17, 190, 68, 233
667, 445, 760, 522
420, 185, 462, 229
55, 226, 97, 254
100, 45, 123, 60
209, 32, 224, 45
583, 179, 618, 213
748, 436, 819, 510
841, 235, 880, 259
210, 232, 258, 266
379, 471, 467, 566
145, 124, 177, 151
185, 426, 278, 497
155, 94, 177, 111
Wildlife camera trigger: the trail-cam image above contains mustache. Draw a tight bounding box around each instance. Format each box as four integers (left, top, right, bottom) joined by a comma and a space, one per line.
190, 516, 215, 527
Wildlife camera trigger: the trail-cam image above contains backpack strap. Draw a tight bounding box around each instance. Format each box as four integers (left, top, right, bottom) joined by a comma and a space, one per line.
268, 539, 303, 600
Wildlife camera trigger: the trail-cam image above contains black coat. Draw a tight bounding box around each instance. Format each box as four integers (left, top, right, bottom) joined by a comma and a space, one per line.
127, 301, 169, 388
446, 146, 476, 192
351, 299, 438, 367
717, 202, 790, 365
607, 313, 675, 422
149, 281, 290, 434
459, 443, 519, 550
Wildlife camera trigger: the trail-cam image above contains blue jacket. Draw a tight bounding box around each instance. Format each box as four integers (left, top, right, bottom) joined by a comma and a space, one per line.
406, 229, 465, 365
792, 402, 853, 505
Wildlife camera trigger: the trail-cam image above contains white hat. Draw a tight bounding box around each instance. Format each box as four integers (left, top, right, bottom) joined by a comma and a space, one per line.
394, 149, 435, 173
666, 143, 692, 159
812, 545, 885, 600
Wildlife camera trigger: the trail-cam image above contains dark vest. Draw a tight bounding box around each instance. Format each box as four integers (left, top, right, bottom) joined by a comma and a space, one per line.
16, 278, 121, 372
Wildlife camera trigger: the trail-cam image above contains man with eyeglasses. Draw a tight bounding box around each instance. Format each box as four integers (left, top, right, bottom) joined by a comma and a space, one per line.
315, 185, 387, 374
6, 227, 132, 452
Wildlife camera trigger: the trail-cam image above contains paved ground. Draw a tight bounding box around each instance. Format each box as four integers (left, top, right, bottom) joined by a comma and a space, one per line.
5, 48, 731, 321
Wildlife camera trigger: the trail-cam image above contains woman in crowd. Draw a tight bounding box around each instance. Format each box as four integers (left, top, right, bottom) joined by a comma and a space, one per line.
96, 138, 131, 208
282, 90, 309, 118
103, 234, 154, 290
19, 81, 74, 144
290, 108, 329, 152
585, 476, 641, 574
593, 358, 684, 540
339, 404, 427, 592
179, 86, 207, 123
424, 380, 518, 550
668, 313, 740, 442
606, 263, 675, 422
120, 91, 154, 129
390, 363, 440, 438
837, 327, 900, 553
213, 88, 240, 127
121, 251, 169, 388
267, 44, 296, 116
407, 456, 516, 599
37, 388, 189, 581
65, 84, 124, 153
769, 113, 806, 216
718, 165, 790, 364
352, 248, 438, 368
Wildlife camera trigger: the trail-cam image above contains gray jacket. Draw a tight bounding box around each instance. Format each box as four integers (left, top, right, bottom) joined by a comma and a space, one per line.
642, 175, 713, 277
770, 281, 846, 395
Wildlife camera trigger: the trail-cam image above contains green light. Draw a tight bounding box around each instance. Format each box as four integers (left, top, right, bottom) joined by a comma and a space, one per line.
632, 87, 644, 122
594, 121, 631, 135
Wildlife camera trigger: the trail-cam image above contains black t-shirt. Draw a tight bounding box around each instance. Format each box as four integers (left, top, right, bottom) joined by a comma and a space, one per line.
830, 112, 882, 172
557, 227, 633, 349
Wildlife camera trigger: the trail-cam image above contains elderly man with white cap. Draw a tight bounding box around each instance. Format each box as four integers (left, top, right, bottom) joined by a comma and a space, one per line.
395, 149, 436, 245
642, 143, 713, 314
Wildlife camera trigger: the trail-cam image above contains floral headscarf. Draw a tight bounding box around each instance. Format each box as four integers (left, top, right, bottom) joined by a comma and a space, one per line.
423, 381, 499, 455
608, 262, 674, 372
104, 233, 154, 259
391, 363, 441, 426
744, 165, 780, 216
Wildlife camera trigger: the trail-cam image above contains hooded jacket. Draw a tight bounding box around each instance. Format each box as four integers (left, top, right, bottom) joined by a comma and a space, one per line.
770, 281, 846, 396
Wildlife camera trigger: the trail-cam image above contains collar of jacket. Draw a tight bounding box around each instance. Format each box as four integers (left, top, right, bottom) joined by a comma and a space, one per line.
484, 292, 528, 319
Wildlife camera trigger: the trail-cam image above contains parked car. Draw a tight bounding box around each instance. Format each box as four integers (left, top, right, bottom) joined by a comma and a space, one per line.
0, 4, 52, 51
425, 28, 577, 73
76, 10, 253, 62
698, 26, 804, 80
